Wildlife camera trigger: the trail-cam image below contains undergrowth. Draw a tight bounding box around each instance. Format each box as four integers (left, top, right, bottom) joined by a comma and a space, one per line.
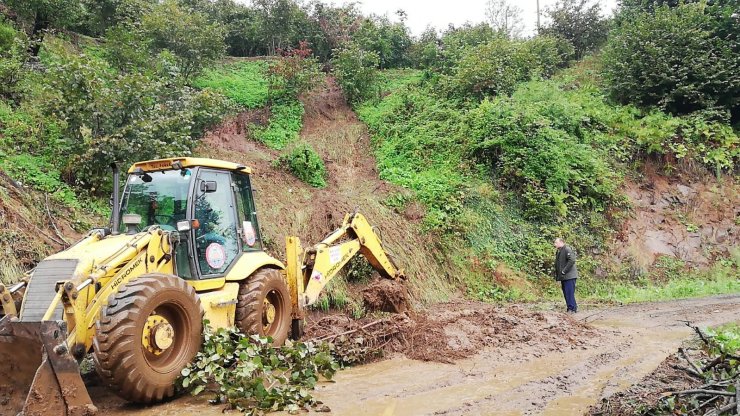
255, 100, 304, 150
275, 141, 327, 187
193, 60, 270, 108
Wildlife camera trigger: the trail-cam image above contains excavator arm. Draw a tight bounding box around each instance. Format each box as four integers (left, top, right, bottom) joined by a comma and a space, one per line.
285, 212, 404, 315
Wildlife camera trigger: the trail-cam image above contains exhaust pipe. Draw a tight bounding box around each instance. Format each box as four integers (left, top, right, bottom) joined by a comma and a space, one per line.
110, 163, 121, 235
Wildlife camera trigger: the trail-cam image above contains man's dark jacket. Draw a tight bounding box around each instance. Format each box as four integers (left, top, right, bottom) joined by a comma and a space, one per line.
555, 245, 578, 281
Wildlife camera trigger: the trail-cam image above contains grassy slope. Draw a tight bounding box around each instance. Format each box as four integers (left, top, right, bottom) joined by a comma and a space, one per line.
356, 67, 740, 305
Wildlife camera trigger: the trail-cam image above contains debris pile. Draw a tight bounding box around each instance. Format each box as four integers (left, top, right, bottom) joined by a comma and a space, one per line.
306, 302, 603, 365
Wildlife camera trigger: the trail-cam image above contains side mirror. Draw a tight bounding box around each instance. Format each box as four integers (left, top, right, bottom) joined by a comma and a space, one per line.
200, 181, 217, 193
176, 219, 200, 232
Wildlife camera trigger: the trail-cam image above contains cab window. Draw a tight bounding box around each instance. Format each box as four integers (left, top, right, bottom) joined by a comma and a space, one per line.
193, 170, 239, 276
232, 173, 262, 251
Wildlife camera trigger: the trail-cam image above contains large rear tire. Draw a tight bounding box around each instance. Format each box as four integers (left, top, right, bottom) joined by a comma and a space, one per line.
235, 268, 291, 346
93, 274, 203, 403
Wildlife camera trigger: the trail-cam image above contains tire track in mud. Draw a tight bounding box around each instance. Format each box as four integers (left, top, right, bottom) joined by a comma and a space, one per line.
307, 295, 740, 416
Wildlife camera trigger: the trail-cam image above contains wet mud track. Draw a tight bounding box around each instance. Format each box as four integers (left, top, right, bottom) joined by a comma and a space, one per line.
93, 294, 740, 416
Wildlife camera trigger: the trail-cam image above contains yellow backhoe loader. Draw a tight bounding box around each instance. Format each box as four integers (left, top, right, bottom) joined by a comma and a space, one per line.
0, 157, 404, 416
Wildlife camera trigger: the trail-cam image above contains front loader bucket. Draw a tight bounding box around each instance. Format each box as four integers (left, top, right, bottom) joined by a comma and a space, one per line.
0, 316, 97, 416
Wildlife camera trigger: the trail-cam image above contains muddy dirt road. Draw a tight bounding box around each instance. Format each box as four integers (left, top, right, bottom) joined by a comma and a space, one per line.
94, 294, 739, 416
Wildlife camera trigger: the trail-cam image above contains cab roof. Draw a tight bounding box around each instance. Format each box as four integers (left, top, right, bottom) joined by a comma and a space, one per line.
127, 157, 252, 174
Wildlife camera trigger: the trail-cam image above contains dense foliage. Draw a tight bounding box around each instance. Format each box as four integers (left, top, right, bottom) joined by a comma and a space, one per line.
180, 325, 338, 415
602, 1, 740, 119
539, 0, 609, 60
332, 43, 380, 104
445, 35, 572, 100
276, 142, 328, 188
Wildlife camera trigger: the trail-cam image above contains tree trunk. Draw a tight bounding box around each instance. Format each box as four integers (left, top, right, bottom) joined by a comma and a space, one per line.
28, 10, 49, 57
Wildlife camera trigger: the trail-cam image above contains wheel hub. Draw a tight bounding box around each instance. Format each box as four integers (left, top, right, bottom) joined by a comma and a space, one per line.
143, 314, 174, 355
263, 298, 276, 330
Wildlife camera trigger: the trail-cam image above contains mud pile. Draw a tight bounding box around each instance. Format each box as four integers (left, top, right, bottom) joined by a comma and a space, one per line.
306, 302, 602, 364
361, 278, 409, 313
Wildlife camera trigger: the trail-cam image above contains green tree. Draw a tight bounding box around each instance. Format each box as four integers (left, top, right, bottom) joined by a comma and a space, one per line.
409, 26, 440, 69
602, 2, 740, 117
253, 0, 305, 55
332, 42, 380, 104
78, 0, 155, 35
352, 12, 412, 69
141, 0, 226, 79
436, 23, 499, 73
2, 0, 82, 55
306, 1, 362, 61
539, 0, 609, 60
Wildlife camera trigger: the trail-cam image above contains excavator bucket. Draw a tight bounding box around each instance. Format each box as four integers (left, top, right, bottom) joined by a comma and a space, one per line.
0, 316, 97, 416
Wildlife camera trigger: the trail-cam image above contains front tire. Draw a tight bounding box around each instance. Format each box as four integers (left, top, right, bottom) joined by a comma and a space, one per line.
93, 274, 203, 403
235, 268, 291, 345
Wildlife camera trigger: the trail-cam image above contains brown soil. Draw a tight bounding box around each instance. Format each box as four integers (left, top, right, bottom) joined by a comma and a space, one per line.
0, 170, 85, 275
91, 295, 740, 416
304, 301, 602, 365
308, 295, 740, 416
616, 165, 739, 271
361, 278, 410, 313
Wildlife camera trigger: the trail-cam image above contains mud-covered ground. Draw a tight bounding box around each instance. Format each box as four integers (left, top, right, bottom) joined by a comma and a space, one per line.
90, 294, 740, 416
587, 347, 708, 415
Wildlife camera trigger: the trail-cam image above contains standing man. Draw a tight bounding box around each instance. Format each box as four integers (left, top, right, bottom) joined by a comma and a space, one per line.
554, 238, 578, 313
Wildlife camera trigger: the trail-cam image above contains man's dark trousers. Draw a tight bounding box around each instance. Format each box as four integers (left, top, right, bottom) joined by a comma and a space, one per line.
561, 279, 577, 312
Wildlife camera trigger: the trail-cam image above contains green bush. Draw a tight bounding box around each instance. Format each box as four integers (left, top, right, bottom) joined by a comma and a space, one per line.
254, 99, 304, 150
332, 43, 380, 104
276, 142, 327, 188
267, 42, 324, 101
445, 36, 570, 101
602, 3, 740, 118
468, 82, 622, 220
180, 325, 338, 415
0, 19, 28, 100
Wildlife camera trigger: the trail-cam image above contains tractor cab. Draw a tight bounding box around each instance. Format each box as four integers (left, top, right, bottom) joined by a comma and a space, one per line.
120, 158, 263, 279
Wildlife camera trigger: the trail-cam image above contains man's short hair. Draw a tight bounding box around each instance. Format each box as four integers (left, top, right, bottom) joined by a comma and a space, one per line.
554, 237, 564, 244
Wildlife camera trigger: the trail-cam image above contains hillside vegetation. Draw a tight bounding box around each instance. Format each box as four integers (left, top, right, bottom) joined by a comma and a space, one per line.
0, 0, 737, 304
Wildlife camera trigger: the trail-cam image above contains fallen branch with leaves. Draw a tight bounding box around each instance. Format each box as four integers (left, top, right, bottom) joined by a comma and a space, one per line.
657, 323, 740, 415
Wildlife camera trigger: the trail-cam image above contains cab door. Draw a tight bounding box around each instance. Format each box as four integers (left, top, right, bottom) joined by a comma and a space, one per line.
192, 169, 240, 277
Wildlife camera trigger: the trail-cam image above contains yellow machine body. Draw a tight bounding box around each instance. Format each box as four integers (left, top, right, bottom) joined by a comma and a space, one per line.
0, 157, 403, 416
